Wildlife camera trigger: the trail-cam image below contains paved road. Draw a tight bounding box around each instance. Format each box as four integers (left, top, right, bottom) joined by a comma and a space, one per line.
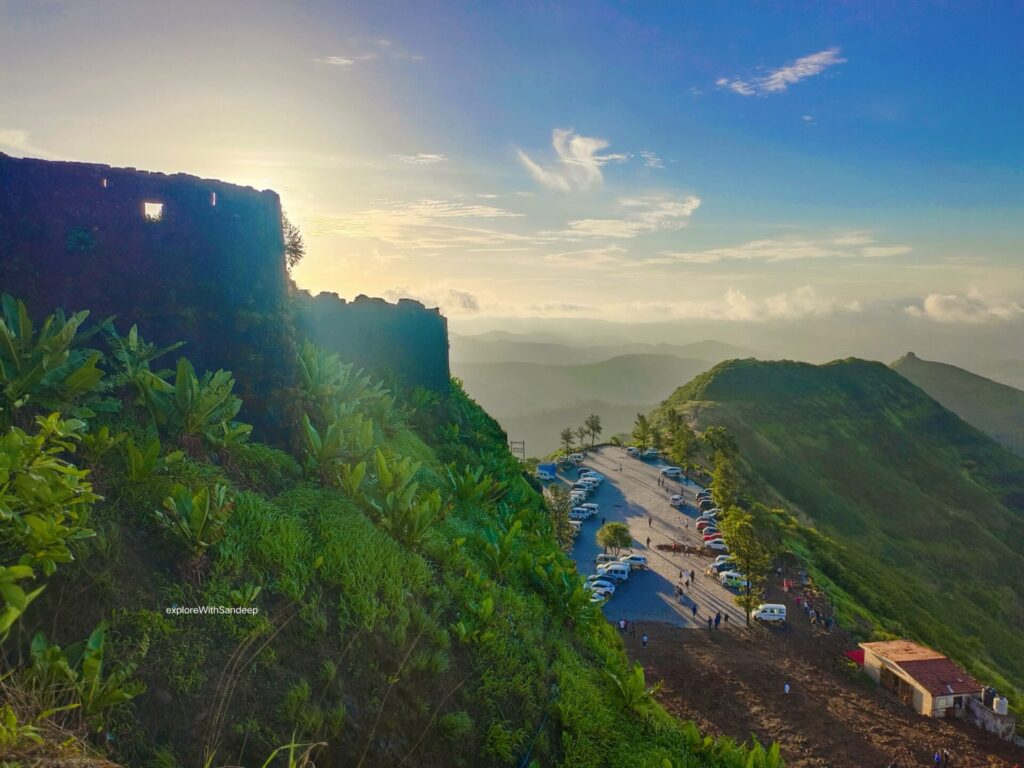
563, 445, 744, 629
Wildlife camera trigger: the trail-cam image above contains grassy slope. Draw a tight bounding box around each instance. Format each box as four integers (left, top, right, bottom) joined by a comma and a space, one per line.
454, 354, 713, 416
654, 358, 1024, 703
11, 345, 776, 766
893, 352, 1024, 455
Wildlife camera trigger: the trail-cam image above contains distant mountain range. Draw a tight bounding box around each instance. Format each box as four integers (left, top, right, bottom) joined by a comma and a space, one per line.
452, 353, 717, 455
977, 358, 1024, 391
450, 334, 756, 366
653, 358, 1024, 701
892, 352, 1024, 456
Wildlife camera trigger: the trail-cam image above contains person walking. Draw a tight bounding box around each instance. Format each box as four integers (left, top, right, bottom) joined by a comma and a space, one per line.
714, 611, 721, 629
691, 603, 698, 619
642, 632, 648, 649
784, 682, 791, 696
933, 751, 942, 767
723, 613, 729, 627
648, 515, 653, 527
707, 616, 713, 630
646, 536, 651, 548
690, 569, 696, 582
619, 618, 626, 633
631, 622, 637, 638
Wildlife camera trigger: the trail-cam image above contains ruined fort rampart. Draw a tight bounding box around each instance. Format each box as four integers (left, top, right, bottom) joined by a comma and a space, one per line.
0, 153, 450, 441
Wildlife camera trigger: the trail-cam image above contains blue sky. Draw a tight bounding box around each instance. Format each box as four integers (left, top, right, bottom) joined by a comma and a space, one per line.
2, 0, 1022, 333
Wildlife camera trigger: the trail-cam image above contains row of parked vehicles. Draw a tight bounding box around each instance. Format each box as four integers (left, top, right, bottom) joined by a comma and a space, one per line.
567, 468, 604, 540
625, 446, 660, 460
586, 552, 649, 602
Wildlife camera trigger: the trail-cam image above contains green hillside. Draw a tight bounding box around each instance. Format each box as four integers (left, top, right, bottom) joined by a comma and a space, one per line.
0, 296, 776, 768
654, 358, 1024, 703
454, 354, 712, 417
892, 352, 1024, 456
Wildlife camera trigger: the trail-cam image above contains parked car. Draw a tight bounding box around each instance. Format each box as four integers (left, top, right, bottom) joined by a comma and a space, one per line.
754, 603, 787, 623
713, 554, 735, 565
589, 593, 607, 604
642, 448, 659, 458
569, 520, 582, 535
595, 553, 618, 565
579, 478, 600, 491
618, 554, 649, 570
720, 572, 752, 590
703, 532, 723, 541
698, 500, 716, 512
596, 562, 631, 581
660, 466, 682, 477
705, 539, 729, 552
571, 484, 591, 496
585, 575, 617, 589
569, 508, 589, 521
711, 561, 734, 574
696, 520, 715, 531
590, 584, 615, 598
669, 494, 684, 507
626, 446, 639, 456
580, 503, 600, 516
569, 453, 585, 463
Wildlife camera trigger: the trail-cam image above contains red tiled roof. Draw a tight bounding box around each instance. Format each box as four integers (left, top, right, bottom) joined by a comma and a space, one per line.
897, 658, 981, 696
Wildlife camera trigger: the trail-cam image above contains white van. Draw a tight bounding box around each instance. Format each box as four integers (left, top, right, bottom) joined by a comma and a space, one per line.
569, 453, 584, 463
595, 553, 618, 566
569, 520, 582, 535
626, 446, 639, 456
597, 562, 630, 581
536, 469, 556, 482
754, 604, 787, 623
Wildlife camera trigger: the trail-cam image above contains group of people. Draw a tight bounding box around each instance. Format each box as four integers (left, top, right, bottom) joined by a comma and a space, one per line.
617, 618, 649, 648
794, 594, 835, 631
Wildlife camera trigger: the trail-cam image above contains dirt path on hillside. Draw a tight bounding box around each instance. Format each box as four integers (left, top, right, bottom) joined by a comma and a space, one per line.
623, 598, 1021, 767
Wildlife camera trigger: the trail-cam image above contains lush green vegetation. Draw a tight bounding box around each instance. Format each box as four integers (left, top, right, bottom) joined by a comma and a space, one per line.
654, 358, 1024, 710
0, 295, 782, 767
893, 352, 1024, 456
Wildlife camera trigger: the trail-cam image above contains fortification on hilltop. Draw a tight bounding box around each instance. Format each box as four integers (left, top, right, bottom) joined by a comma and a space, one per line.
0, 153, 451, 441
297, 292, 450, 391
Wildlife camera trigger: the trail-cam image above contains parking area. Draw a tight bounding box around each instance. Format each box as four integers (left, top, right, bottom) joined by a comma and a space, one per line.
559, 445, 744, 628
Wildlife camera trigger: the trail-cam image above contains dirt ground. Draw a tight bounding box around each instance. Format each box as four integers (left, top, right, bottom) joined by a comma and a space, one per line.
622, 583, 1023, 768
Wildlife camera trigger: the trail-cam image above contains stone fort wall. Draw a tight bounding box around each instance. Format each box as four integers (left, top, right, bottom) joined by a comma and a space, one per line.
0, 153, 450, 441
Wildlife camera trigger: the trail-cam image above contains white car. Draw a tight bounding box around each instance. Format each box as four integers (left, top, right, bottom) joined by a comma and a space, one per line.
590, 584, 615, 598
569, 508, 589, 521
660, 466, 682, 477
713, 554, 735, 566
585, 577, 614, 593
581, 470, 604, 481
619, 554, 649, 570
580, 503, 599, 516
596, 562, 631, 581
626, 447, 639, 456
569, 453, 584, 463
705, 539, 729, 552
669, 494, 684, 507
579, 478, 600, 492
754, 603, 787, 623
569, 520, 582, 536
589, 593, 608, 604
595, 553, 618, 566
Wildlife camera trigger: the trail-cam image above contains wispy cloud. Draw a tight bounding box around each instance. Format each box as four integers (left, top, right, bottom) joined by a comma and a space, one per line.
307, 198, 532, 252
658, 232, 910, 264
0, 129, 62, 159
483, 286, 861, 322
315, 38, 422, 68
394, 153, 449, 165
516, 129, 630, 191
383, 285, 481, 314
639, 150, 665, 169
905, 289, 1024, 324
559, 195, 701, 239
716, 47, 846, 97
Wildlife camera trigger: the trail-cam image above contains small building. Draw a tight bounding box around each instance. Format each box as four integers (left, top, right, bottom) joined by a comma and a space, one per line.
859, 640, 981, 718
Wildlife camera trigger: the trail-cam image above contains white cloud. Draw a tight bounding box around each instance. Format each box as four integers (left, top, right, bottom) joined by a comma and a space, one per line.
315, 38, 422, 68
717, 48, 846, 97
639, 150, 665, 169
516, 128, 631, 191
659, 232, 910, 264
544, 245, 630, 268
480, 286, 861, 322
307, 198, 530, 252
0, 129, 61, 159
905, 289, 1024, 324
382, 285, 481, 314
394, 153, 449, 165
561, 195, 701, 239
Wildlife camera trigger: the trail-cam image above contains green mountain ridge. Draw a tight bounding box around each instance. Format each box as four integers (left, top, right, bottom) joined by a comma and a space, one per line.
892, 352, 1024, 455
654, 357, 1024, 703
